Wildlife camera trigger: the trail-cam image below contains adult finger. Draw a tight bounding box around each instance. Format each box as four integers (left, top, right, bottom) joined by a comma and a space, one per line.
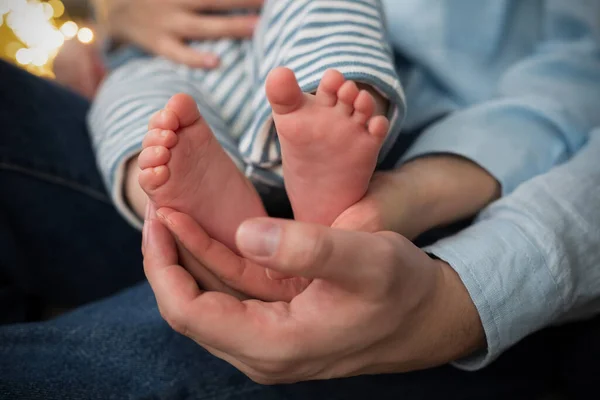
235, 218, 396, 290
176, 240, 250, 300
154, 36, 220, 69
175, 14, 259, 40
144, 218, 276, 356
143, 219, 203, 334
157, 208, 309, 302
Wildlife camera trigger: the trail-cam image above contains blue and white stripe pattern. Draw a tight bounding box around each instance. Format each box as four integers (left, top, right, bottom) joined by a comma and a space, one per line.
88, 0, 406, 226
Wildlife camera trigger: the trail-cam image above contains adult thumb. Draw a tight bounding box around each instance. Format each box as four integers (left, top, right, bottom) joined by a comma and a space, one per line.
235, 218, 392, 290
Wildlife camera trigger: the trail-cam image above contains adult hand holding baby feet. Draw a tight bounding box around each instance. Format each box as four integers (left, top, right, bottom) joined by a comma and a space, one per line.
266, 68, 390, 227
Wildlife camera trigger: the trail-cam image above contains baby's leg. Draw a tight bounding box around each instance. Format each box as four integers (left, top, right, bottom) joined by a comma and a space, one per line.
240, 0, 406, 225
89, 40, 264, 250
138, 94, 266, 252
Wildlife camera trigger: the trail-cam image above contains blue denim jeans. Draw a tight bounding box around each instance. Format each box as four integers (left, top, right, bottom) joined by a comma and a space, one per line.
0, 60, 595, 399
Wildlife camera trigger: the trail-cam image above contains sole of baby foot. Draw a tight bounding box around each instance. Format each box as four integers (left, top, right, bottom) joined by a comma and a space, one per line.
266, 67, 389, 226
138, 93, 267, 252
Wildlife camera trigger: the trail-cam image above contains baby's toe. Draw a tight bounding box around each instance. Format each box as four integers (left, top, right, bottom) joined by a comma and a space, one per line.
336, 81, 360, 115
266, 67, 305, 115
352, 90, 376, 125
148, 109, 179, 132
139, 166, 170, 192
316, 69, 346, 107
165, 94, 202, 128
142, 129, 178, 149
367, 116, 390, 141
138, 146, 171, 170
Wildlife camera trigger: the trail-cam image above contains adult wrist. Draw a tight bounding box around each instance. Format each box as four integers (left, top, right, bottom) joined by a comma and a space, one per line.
434, 260, 487, 360
362, 258, 485, 375
387, 258, 485, 370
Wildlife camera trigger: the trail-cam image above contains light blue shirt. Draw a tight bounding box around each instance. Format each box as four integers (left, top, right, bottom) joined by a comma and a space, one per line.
381, 0, 600, 368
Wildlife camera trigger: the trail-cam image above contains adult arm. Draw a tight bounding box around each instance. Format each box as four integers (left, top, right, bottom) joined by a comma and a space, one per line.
426, 129, 600, 370
401, 1, 600, 195
142, 129, 600, 383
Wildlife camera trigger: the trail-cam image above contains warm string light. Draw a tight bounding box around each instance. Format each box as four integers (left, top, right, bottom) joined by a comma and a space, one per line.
0, 0, 96, 76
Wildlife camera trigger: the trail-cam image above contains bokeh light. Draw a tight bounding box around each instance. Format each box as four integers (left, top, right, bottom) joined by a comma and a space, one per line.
15, 48, 31, 65
49, 0, 65, 18
31, 48, 49, 66
0, 1, 96, 76
42, 2, 54, 19
77, 27, 94, 44
60, 20, 78, 39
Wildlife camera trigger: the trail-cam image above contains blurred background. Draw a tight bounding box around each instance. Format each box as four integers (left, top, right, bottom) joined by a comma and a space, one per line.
0, 0, 95, 77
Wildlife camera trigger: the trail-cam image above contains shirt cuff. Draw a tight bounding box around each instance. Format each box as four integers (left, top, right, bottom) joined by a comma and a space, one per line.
424, 218, 565, 371
400, 97, 575, 195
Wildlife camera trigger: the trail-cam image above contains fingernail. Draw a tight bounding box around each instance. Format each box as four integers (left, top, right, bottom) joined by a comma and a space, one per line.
237, 220, 281, 257
203, 54, 220, 68
266, 268, 291, 280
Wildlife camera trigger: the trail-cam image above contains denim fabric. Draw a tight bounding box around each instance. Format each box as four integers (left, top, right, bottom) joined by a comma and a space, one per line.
0, 283, 557, 400
0, 61, 144, 314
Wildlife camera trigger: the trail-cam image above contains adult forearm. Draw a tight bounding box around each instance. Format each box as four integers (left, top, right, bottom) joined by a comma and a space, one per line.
427, 130, 600, 370
376, 155, 500, 239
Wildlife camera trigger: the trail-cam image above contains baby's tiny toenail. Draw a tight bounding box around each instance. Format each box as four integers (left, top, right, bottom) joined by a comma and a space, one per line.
161, 130, 170, 137
154, 147, 162, 155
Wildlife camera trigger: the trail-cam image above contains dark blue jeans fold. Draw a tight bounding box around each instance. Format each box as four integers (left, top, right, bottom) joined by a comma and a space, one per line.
0, 61, 144, 314
0, 60, 595, 399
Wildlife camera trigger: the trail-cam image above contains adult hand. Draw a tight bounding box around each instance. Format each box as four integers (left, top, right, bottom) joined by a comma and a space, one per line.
144, 211, 485, 384
94, 0, 263, 68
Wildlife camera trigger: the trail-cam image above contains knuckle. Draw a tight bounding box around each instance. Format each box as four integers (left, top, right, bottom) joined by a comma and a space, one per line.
178, 17, 199, 36
159, 306, 189, 336
307, 228, 334, 269
255, 359, 293, 377
168, 317, 189, 336
371, 233, 403, 290
282, 225, 330, 270
247, 373, 281, 386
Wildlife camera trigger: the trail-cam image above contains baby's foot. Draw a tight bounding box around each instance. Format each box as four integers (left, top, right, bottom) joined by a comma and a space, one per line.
139, 94, 266, 252
266, 68, 389, 226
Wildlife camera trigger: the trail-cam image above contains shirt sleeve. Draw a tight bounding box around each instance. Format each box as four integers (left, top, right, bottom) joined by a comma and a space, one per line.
425, 129, 600, 370
401, 3, 600, 195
